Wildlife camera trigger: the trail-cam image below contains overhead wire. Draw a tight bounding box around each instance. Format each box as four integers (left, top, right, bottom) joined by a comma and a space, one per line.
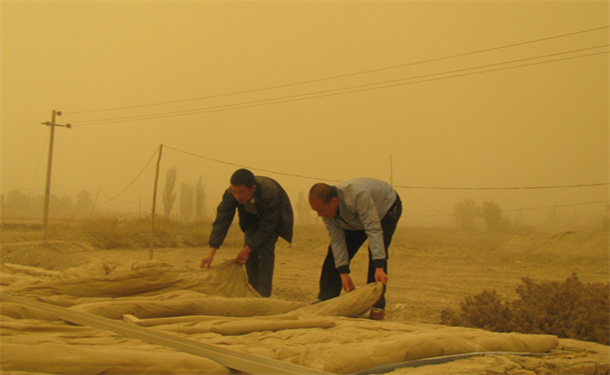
73, 45, 609, 126
403, 200, 609, 218
94, 147, 160, 206
41, 27, 609, 211
66, 26, 609, 115
392, 176, 445, 214
29, 134, 48, 196
394, 182, 609, 191
163, 145, 342, 183
164, 145, 608, 191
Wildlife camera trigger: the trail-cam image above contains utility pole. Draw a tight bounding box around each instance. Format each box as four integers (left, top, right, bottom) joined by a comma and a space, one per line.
42, 110, 71, 241
150, 144, 163, 259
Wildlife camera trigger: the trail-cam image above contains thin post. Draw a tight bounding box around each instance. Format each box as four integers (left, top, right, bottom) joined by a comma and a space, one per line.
150, 145, 163, 259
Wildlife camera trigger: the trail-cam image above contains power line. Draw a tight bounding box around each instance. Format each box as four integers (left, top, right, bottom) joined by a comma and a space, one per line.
1, 185, 43, 193
29, 135, 48, 196
74, 46, 609, 126
95, 147, 159, 206
394, 183, 609, 191
66, 26, 609, 115
404, 200, 609, 218
502, 201, 609, 213
36, 147, 159, 207
165, 145, 608, 190
393, 177, 445, 214
163, 145, 342, 183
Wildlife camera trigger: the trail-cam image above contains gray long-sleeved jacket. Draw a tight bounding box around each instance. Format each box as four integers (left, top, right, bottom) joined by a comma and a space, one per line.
209, 176, 293, 251
322, 178, 397, 273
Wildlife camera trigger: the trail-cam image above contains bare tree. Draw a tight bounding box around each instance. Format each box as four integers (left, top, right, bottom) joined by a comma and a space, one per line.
481, 201, 504, 231
297, 190, 311, 224
75, 189, 93, 217
162, 167, 177, 219
454, 198, 479, 230
195, 176, 206, 221
179, 182, 194, 221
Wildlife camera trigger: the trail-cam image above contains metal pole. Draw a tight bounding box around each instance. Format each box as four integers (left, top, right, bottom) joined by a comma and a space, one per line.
150, 144, 163, 259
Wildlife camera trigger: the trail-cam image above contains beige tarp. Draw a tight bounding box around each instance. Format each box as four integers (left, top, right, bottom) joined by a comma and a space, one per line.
1, 259, 566, 375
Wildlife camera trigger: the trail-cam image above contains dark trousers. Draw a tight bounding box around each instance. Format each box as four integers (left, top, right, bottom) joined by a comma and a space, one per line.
244, 232, 277, 298
317, 196, 402, 309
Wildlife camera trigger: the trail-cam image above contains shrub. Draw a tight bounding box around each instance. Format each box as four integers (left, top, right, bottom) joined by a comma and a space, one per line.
440, 274, 609, 345
440, 289, 513, 332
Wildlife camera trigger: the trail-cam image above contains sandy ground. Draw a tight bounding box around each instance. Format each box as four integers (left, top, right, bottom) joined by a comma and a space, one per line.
25, 225, 603, 323
1, 224, 608, 374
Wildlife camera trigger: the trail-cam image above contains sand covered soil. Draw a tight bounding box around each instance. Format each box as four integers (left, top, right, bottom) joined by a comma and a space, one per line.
1, 225, 608, 374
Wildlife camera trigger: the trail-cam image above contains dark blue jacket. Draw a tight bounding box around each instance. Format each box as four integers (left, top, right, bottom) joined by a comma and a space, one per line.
209, 176, 293, 251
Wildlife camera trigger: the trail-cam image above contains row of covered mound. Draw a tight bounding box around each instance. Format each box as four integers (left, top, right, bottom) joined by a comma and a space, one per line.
1, 255, 607, 374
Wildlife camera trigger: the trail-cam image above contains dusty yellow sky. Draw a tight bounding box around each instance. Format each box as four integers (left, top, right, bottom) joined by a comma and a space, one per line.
1, 1, 608, 225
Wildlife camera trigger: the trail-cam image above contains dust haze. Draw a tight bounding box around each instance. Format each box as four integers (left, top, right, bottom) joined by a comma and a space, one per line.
1, 4, 609, 374
1, 1, 608, 229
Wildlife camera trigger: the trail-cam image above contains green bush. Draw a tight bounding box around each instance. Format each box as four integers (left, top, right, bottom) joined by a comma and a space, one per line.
440, 274, 609, 345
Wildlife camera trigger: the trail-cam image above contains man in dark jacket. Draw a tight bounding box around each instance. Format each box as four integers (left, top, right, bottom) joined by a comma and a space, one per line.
201, 168, 293, 297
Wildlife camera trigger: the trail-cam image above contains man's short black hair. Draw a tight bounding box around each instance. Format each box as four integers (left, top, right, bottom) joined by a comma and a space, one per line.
309, 183, 337, 204
230, 168, 256, 187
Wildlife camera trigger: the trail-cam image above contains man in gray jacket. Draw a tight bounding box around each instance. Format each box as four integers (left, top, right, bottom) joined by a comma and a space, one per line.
309, 178, 402, 320
201, 169, 293, 297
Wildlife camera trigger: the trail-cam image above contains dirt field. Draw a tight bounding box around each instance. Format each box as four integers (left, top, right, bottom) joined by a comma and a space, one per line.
1, 222, 609, 374
2, 223, 608, 324
209, 227, 608, 325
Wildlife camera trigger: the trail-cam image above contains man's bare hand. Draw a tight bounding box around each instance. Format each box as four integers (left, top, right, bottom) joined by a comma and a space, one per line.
236, 247, 252, 265
340, 273, 356, 293
375, 268, 388, 285
200, 248, 217, 269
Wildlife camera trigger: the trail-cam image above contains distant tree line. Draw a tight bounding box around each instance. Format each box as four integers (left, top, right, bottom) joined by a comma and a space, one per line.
2, 189, 94, 218
453, 198, 532, 233
454, 198, 609, 232
161, 167, 206, 222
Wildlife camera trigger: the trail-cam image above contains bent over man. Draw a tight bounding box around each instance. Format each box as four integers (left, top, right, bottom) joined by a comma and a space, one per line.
309, 178, 402, 320
201, 168, 293, 297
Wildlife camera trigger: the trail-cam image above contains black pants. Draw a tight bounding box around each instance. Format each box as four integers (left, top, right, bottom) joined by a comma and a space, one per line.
317, 196, 402, 309
244, 231, 277, 297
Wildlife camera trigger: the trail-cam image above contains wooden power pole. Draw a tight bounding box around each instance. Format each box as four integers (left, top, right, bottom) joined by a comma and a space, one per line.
149, 144, 163, 259
42, 110, 71, 241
